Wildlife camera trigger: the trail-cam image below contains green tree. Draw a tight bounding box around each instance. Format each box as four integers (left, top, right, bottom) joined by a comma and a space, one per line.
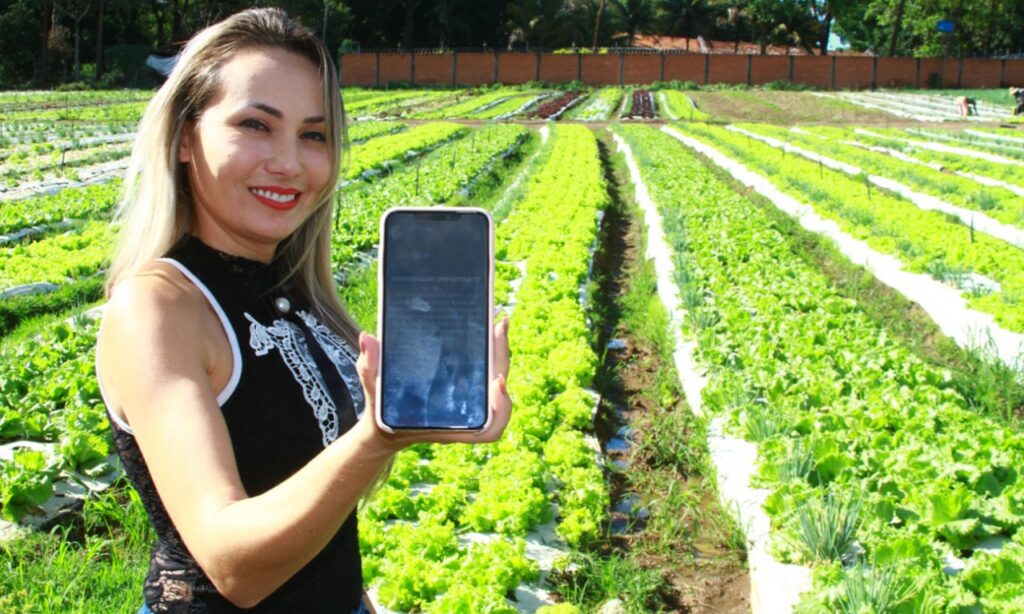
656, 0, 723, 50
610, 0, 656, 46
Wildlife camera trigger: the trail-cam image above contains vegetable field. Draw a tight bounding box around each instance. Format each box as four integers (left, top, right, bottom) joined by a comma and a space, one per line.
1, 85, 1024, 613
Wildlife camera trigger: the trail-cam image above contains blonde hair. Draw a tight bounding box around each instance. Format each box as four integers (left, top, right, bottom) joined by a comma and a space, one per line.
108, 7, 359, 347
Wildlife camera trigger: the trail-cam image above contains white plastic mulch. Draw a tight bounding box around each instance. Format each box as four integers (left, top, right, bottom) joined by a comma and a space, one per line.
821, 91, 1012, 122
843, 134, 1024, 199
612, 129, 813, 614
726, 125, 1024, 250
662, 125, 1024, 368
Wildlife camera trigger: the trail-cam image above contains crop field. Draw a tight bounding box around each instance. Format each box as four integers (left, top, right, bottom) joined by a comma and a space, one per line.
1, 85, 1023, 613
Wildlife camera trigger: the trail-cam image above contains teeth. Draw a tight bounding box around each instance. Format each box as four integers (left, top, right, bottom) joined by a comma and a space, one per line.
251, 188, 298, 203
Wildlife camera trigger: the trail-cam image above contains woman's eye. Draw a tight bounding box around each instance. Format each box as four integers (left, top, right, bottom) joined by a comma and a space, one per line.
303, 130, 327, 142
239, 118, 268, 131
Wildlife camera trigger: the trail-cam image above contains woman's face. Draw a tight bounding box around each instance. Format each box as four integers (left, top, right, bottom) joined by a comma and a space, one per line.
179, 46, 331, 262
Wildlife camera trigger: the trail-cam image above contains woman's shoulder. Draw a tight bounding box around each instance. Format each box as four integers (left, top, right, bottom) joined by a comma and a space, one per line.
103, 260, 218, 348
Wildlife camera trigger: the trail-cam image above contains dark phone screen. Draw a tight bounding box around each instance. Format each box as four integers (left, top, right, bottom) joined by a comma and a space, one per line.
380, 210, 490, 429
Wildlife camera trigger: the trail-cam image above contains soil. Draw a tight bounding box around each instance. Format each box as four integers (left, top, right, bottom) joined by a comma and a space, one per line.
575, 136, 751, 613
686, 90, 897, 125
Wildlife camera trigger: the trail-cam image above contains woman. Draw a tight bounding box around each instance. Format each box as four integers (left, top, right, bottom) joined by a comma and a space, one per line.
95, 8, 511, 613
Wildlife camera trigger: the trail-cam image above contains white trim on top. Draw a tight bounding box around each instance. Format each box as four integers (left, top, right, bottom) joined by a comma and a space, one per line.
157, 257, 243, 406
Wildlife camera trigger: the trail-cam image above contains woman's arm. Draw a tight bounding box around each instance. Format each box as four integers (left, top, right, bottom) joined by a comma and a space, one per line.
97, 266, 511, 608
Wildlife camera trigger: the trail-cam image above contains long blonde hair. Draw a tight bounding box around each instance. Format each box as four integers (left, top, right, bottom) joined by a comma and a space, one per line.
108, 7, 359, 347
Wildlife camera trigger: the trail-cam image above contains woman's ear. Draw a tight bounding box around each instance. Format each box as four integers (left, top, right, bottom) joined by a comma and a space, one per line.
178, 120, 194, 164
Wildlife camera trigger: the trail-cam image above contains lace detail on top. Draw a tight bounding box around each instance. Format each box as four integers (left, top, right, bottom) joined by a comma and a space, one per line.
110, 421, 225, 613
245, 313, 340, 447
296, 310, 365, 417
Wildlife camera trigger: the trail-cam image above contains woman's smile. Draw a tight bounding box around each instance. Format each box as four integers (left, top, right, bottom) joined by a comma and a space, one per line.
250, 186, 303, 210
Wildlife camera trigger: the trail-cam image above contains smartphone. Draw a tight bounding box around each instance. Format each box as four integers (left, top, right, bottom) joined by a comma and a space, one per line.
376, 207, 494, 432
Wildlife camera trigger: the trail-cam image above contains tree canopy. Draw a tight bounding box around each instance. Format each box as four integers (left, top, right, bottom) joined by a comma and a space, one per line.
0, 0, 1022, 88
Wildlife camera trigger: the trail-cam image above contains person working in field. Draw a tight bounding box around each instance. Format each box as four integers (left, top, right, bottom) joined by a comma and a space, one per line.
1012, 87, 1024, 115
956, 95, 978, 119
94, 8, 512, 613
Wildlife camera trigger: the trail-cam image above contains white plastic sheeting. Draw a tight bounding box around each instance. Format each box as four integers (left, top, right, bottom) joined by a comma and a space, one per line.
726, 125, 1024, 250
662, 125, 1024, 367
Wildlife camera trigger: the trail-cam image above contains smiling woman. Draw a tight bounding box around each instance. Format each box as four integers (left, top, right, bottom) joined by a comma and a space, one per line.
93, 7, 512, 614
177, 46, 332, 262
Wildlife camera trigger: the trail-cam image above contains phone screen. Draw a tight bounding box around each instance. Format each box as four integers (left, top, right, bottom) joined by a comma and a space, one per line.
379, 209, 491, 430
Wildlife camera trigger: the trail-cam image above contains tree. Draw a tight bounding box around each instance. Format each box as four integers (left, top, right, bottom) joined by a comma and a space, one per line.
610, 0, 656, 46
94, 0, 105, 77
887, 0, 905, 56
506, 0, 567, 49
593, 0, 607, 48
655, 0, 722, 51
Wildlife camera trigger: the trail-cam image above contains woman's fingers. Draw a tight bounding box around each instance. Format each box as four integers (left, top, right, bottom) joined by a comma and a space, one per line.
493, 316, 510, 381
356, 332, 379, 417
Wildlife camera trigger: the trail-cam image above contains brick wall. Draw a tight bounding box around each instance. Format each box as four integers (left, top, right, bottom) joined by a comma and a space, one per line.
835, 57, 873, 89
338, 52, 1024, 91
339, 54, 377, 86
960, 59, 1003, 88
792, 56, 832, 88
456, 53, 495, 85
750, 56, 788, 85
918, 59, 946, 87
414, 54, 452, 85
874, 57, 916, 88
582, 55, 620, 85
497, 53, 536, 84
663, 55, 706, 83
941, 59, 961, 88
540, 54, 578, 83
708, 55, 747, 85
379, 53, 413, 84
623, 55, 660, 84
1006, 61, 1024, 87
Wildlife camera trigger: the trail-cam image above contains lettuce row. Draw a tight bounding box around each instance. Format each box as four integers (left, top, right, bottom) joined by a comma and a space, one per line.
332, 123, 529, 269
0, 180, 121, 236
358, 124, 610, 611
0, 221, 113, 289
413, 90, 516, 120
846, 128, 1024, 191
617, 123, 1024, 611
346, 120, 407, 144
742, 123, 1024, 229
567, 88, 624, 121
903, 128, 1024, 162
676, 122, 1024, 333
345, 122, 465, 179
2, 101, 146, 124
345, 90, 439, 115
659, 90, 709, 122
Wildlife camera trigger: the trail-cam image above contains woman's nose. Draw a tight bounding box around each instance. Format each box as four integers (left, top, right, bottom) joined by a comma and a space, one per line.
266, 137, 301, 177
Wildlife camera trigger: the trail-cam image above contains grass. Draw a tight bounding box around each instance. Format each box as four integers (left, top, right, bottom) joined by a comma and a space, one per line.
548, 135, 747, 611
552, 551, 664, 613
0, 483, 152, 613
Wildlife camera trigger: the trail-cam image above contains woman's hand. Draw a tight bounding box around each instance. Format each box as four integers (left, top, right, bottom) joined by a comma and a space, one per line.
355, 316, 512, 451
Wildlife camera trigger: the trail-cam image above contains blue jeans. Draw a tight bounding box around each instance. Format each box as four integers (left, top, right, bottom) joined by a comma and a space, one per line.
139, 601, 370, 613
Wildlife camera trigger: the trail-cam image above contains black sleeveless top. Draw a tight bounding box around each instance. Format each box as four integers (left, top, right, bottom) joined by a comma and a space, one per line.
107, 235, 365, 613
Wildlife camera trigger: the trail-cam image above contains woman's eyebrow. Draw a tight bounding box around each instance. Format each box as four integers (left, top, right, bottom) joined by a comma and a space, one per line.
245, 101, 324, 124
